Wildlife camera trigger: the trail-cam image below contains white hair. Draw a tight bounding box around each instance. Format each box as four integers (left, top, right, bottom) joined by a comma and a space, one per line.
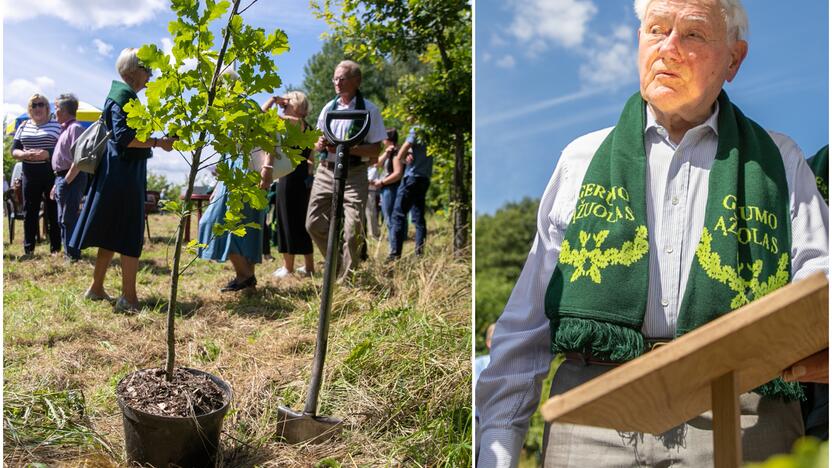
115, 47, 143, 79
634, 0, 748, 41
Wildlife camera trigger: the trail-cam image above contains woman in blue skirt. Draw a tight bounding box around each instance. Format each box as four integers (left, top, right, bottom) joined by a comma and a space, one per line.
197, 69, 272, 292
70, 48, 177, 312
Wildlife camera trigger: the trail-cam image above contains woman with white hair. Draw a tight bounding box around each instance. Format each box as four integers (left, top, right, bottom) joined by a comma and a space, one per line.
262, 91, 315, 278
10, 93, 62, 256
70, 47, 177, 312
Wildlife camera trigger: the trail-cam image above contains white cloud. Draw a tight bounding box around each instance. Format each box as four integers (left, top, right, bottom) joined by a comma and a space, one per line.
579, 24, 637, 89
495, 55, 516, 69
3, 0, 167, 29
5, 76, 56, 105
508, 0, 598, 52
481, 52, 493, 64
161, 38, 198, 71
93, 38, 114, 57
3, 103, 26, 126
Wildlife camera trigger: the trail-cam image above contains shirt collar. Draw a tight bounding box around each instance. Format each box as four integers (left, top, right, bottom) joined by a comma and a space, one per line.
337, 95, 357, 107
61, 118, 77, 130
644, 101, 720, 139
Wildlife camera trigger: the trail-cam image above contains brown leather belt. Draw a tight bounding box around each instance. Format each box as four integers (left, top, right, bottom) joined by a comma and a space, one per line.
564, 339, 671, 367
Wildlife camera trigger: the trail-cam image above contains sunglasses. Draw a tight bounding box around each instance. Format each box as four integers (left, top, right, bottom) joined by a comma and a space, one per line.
31, 102, 47, 109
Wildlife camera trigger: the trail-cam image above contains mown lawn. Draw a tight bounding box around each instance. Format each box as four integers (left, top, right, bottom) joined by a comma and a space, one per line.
3, 210, 471, 466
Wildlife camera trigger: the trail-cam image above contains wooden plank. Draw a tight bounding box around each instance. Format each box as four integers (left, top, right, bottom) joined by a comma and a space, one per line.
711, 372, 741, 468
541, 272, 828, 434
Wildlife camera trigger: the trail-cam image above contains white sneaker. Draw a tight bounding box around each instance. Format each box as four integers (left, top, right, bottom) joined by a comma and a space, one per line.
272, 266, 290, 278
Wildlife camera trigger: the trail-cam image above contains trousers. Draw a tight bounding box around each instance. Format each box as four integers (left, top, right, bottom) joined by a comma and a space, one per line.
305, 162, 368, 278
542, 359, 803, 467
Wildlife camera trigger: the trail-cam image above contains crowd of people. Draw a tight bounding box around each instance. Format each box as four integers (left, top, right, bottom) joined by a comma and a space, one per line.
7, 51, 433, 310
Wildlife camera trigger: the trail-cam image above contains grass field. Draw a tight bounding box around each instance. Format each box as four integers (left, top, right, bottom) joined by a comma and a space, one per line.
3, 210, 471, 466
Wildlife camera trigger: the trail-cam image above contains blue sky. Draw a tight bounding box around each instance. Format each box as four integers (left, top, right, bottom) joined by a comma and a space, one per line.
2, 0, 331, 184
475, 1, 829, 215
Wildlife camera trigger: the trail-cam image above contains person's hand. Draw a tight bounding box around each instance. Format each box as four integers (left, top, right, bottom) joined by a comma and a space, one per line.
314, 135, 327, 152
783, 349, 828, 383
371, 180, 383, 189
36, 149, 49, 161
49, 185, 56, 201
406, 154, 414, 165
158, 137, 175, 152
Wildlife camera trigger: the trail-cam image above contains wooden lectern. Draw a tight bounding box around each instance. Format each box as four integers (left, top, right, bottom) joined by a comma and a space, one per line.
541, 273, 828, 468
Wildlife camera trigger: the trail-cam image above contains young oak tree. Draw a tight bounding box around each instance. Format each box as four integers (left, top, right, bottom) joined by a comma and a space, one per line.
124, 0, 318, 380
313, 0, 472, 253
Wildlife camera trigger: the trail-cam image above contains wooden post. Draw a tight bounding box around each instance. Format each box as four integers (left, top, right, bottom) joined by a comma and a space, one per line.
711, 371, 741, 468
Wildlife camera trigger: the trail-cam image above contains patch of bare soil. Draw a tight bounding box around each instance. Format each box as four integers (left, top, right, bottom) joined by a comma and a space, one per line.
116, 368, 227, 418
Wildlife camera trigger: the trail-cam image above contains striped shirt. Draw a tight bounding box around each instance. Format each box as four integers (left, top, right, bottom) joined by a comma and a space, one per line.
475, 103, 829, 467
13, 119, 62, 165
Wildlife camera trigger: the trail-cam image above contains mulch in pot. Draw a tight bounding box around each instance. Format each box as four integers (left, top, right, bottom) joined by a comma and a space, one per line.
116, 368, 227, 418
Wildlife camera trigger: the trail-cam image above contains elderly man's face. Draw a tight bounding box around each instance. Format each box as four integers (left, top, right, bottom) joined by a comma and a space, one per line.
638, 0, 747, 120
332, 66, 359, 97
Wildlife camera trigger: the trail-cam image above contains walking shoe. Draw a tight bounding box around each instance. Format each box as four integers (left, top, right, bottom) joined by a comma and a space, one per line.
84, 288, 111, 301
115, 296, 140, 313
296, 266, 313, 277
272, 266, 291, 279
221, 275, 257, 292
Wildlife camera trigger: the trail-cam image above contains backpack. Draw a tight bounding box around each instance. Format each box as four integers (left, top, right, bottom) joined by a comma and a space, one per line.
71, 117, 112, 174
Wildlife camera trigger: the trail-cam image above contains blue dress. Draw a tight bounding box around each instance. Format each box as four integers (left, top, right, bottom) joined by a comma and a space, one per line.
197, 159, 266, 264
70, 88, 150, 258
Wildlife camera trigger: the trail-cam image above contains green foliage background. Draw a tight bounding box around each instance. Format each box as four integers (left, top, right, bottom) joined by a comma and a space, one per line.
475, 198, 539, 352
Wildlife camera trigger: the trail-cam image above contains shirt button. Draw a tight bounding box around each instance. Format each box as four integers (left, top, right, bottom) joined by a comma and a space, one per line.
665, 246, 673, 254
671, 196, 679, 205
661, 299, 669, 307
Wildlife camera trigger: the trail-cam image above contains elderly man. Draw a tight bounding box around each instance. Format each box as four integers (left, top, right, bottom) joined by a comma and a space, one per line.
51, 94, 87, 261
306, 60, 386, 278
476, 0, 829, 466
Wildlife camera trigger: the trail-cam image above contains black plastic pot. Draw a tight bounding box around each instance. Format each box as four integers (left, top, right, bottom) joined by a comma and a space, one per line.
117, 368, 232, 468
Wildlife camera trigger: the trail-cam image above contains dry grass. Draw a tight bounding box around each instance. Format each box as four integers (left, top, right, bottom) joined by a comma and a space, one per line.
3, 212, 471, 467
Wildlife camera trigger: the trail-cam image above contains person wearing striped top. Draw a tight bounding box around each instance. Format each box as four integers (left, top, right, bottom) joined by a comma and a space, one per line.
11, 93, 62, 256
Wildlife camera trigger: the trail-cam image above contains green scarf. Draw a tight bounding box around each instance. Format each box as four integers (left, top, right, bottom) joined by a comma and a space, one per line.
107, 80, 138, 108
318, 91, 366, 160
808, 145, 828, 203
544, 91, 799, 400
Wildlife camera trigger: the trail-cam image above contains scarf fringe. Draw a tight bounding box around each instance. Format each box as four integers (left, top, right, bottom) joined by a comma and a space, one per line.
552, 318, 804, 401
754, 378, 805, 402
552, 317, 645, 362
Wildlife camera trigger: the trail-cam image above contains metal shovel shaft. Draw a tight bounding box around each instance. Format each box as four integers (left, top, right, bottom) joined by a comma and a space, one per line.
304, 143, 349, 416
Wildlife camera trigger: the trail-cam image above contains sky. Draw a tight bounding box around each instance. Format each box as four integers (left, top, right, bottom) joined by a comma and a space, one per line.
475, 1, 829, 215
2, 0, 331, 184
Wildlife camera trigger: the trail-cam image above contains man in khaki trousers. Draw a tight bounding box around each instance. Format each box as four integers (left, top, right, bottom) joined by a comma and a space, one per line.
306, 60, 387, 278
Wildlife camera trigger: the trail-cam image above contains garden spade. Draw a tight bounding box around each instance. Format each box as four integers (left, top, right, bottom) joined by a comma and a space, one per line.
277, 109, 371, 444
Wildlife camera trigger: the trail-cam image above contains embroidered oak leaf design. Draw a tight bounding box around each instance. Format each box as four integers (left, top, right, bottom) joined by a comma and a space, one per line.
695, 228, 789, 308
560, 225, 649, 284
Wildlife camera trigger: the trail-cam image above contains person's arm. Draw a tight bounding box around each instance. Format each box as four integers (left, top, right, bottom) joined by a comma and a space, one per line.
109, 102, 176, 152
127, 136, 175, 151
259, 150, 274, 190
774, 134, 829, 383
350, 141, 383, 162
65, 162, 81, 184
376, 151, 405, 188
477, 159, 577, 467
261, 95, 284, 112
